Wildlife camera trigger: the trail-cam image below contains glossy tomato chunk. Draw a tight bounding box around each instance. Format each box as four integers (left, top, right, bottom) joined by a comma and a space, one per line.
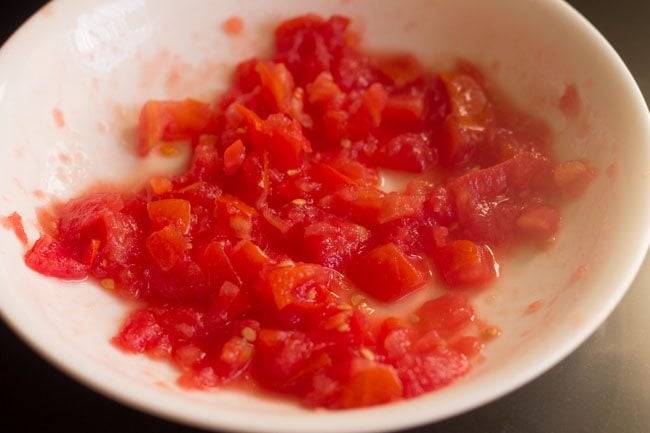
434, 240, 498, 288
302, 219, 370, 270
146, 226, 190, 271
347, 243, 428, 302
339, 360, 403, 408
258, 263, 344, 312
24, 236, 89, 280
138, 99, 216, 155
416, 293, 475, 335
147, 199, 191, 234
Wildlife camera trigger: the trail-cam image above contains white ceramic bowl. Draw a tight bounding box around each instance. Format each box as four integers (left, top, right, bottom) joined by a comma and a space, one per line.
1, 0, 649, 432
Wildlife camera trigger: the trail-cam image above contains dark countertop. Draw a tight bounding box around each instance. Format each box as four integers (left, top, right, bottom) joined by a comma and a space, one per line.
1, 1, 649, 432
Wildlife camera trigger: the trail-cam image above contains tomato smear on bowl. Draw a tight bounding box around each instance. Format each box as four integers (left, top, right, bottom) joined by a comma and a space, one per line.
23, 15, 595, 409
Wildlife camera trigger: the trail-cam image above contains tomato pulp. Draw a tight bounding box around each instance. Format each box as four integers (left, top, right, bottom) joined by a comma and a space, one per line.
24, 15, 595, 409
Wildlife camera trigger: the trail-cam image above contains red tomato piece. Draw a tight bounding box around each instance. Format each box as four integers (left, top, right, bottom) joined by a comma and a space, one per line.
274, 15, 350, 86
58, 192, 124, 237
24, 236, 89, 280
237, 105, 312, 170
347, 243, 428, 302
100, 211, 140, 267
306, 72, 344, 109
450, 336, 484, 358
255, 61, 296, 114
230, 239, 272, 286
378, 192, 424, 224
214, 194, 258, 239
326, 160, 379, 187
199, 241, 241, 287
147, 199, 192, 234
515, 205, 561, 241
394, 346, 469, 398
218, 336, 254, 381
359, 83, 388, 127
138, 99, 215, 155
149, 176, 172, 195
206, 281, 249, 331
262, 113, 312, 169
259, 263, 342, 312
447, 152, 550, 244
223, 139, 246, 176
145, 226, 190, 271
339, 360, 403, 408
442, 73, 490, 127
254, 329, 316, 386
376, 133, 436, 173
112, 308, 163, 353
434, 240, 498, 288
303, 219, 370, 269
331, 186, 385, 225
438, 73, 492, 166
416, 293, 475, 335
383, 89, 426, 126
374, 54, 424, 87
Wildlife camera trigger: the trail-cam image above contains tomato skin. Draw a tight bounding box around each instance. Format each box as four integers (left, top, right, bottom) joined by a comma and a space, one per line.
347, 243, 428, 302
434, 240, 498, 288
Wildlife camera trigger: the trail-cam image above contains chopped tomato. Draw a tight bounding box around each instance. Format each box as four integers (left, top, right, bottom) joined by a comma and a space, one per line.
146, 226, 190, 271
376, 133, 436, 173
339, 361, 403, 408
230, 239, 272, 286
223, 139, 246, 176
258, 263, 341, 312
112, 308, 163, 353
416, 294, 475, 335
434, 240, 498, 288
138, 99, 215, 155
303, 219, 370, 269
147, 199, 192, 234
24, 236, 89, 280
347, 243, 428, 302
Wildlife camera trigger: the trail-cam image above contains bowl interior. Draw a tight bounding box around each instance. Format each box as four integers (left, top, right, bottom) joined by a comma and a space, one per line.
0, 0, 649, 432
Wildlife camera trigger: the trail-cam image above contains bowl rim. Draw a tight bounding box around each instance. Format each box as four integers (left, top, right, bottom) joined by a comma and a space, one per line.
1, 0, 649, 432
